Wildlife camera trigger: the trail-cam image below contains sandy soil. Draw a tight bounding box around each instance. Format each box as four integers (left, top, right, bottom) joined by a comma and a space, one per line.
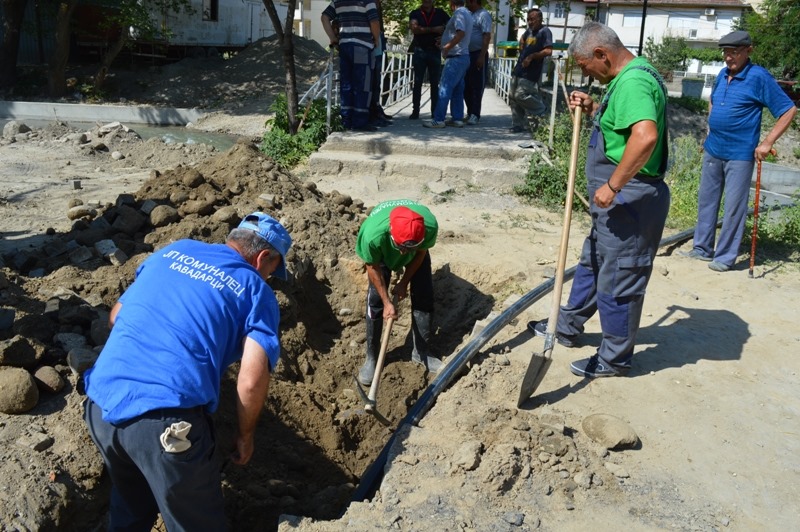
1, 35, 799, 531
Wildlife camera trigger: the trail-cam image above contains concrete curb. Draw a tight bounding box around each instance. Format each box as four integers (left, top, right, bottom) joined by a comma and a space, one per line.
0, 101, 205, 126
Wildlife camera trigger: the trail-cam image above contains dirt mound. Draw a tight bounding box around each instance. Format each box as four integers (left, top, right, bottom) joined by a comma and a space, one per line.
0, 140, 496, 529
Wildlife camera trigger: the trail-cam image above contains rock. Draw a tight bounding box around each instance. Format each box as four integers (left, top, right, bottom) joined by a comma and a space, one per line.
66, 347, 100, 376
111, 151, 125, 160
33, 366, 65, 393
115, 193, 136, 207
3, 120, 31, 139
604, 461, 630, 478
0, 335, 46, 368
427, 180, 454, 195
502, 512, 524, 526
90, 316, 111, 346
581, 413, 639, 450
140, 199, 158, 215
54, 332, 89, 352
150, 204, 180, 227
16, 431, 54, 452
180, 198, 215, 216
67, 205, 97, 221
68, 246, 94, 265
94, 239, 118, 256
182, 169, 205, 188
451, 440, 483, 471
112, 205, 146, 235
0, 367, 39, 414
574, 470, 593, 489
67, 197, 84, 208
107, 248, 128, 266
211, 205, 238, 224
0, 307, 15, 331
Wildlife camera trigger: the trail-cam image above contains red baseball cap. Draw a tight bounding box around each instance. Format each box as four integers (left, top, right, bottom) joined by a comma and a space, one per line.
389, 206, 425, 249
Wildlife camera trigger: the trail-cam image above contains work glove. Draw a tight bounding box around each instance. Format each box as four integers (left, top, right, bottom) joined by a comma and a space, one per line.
373, 43, 383, 57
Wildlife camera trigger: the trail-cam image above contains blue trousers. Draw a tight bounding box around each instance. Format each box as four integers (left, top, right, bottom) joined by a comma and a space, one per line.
339, 43, 374, 129
411, 47, 442, 114
433, 54, 470, 122
84, 399, 226, 531
558, 127, 670, 369
691, 153, 755, 267
464, 50, 488, 118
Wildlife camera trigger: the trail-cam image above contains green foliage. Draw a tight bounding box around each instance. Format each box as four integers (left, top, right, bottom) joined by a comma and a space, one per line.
744, 201, 800, 265
110, 0, 195, 44
669, 95, 708, 114
260, 95, 343, 168
687, 47, 722, 66
382, 0, 452, 41
644, 35, 689, 76
741, 0, 799, 78
78, 82, 111, 102
514, 111, 589, 210
663, 136, 704, 229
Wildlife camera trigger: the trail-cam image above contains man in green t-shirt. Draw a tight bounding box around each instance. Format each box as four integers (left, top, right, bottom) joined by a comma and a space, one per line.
355, 200, 443, 385
528, 23, 670, 379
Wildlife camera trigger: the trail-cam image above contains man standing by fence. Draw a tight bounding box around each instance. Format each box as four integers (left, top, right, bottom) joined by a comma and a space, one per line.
322, 0, 382, 131
464, 0, 492, 125
508, 8, 552, 133
408, 0, 450, 120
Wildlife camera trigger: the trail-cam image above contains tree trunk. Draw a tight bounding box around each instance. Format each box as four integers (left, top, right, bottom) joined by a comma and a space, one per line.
262, 0, 300, 135
0, 0, 29, 89
94, 33, 128, 89
48, 0, 78, 98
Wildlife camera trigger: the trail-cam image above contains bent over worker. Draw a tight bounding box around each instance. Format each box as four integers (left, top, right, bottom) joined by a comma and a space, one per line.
355, 200, 443, 385
528, 22, 670, 378
83, 212, 292, 530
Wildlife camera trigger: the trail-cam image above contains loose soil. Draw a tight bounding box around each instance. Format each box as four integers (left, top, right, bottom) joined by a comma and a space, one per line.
1, 35, 799, 532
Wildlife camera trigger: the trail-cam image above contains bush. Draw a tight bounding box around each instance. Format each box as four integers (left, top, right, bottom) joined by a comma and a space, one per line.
260, 95, 343, 168
514, 111, 589, 210
664, 135, 704, 229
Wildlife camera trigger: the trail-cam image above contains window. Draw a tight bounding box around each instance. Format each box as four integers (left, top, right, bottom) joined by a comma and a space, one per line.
203, 0, 218, 21
622, 10, 642, 27
553, 2, 566, 19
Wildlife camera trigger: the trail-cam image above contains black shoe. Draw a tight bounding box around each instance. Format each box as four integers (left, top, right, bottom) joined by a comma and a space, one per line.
570, 354, 628, 378
527, 320, 577, 348
350, 125, 377, 132
380, 110, 394, 121
409, 111, 420, 120
370, 117, 392, 127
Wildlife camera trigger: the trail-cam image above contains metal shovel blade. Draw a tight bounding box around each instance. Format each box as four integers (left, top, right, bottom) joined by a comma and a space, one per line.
353, 377, 392, 426
517, 351, 552, 408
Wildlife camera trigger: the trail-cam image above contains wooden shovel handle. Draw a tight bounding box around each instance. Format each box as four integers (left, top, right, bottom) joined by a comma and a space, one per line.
367, 316, 394, 403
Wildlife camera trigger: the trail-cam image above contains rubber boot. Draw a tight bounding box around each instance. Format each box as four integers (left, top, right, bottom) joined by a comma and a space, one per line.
411, 310, 443, 375
358, 318, 382, 386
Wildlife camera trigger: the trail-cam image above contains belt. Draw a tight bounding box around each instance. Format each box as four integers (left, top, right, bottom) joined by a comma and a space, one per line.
446, 54, 467, 58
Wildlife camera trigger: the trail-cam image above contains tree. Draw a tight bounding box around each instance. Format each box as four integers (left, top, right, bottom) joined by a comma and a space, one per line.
92, 0, 194, 89
0, 0, 29, 90
644, 35, 689, 80
48, 0, 79, 97
381, 0, 450, 39
262, 0, 300, 135
741, 0, 799, 78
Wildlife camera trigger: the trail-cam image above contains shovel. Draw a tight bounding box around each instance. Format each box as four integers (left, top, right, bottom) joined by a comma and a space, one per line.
748, 149, 776, 278
518, 105, 583, 408
354, 316, 394, 426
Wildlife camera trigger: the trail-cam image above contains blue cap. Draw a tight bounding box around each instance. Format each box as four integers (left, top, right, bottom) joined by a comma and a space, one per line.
238, 212, 292, 280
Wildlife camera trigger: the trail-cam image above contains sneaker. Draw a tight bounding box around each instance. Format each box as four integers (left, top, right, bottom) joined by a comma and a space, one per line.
409, 111, 420, 120
423, 120, 446, 129
509, 126, 526, 133
466, 114, 479, 125
708, 261, 730, 272
527, 320, 577, 348
446, 119, 464, 128
570, 354, 628, 378
678, 249, 712, 262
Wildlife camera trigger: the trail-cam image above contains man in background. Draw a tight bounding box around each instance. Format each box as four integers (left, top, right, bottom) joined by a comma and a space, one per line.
408, 0, 450, 120
464, 0, 492, 125
508, 8, 552, 133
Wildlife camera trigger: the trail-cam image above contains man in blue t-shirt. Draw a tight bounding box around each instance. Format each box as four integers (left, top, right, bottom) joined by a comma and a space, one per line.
681, 31, 796, 272
83, 212, 292, 530
508, 8, 552, 133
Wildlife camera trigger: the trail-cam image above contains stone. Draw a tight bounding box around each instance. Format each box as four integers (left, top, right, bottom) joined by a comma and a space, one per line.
107, 248, 128, 266
66, 347, 99, 376
0, 308, 15, 331
0, 335, 46, 368
604, 461, 630, 478
89, 315, 111, 346
182, 169, 205, 188
112, 205, 146, 235
452, 440, 483, 471
68, 246, 93, 265
54, 332, 89, 352
211, 205, 238, 224
67, 205, 97, 220
427, 180, 454, 195
33, 366, 65, 393
139, 199, 158, 215
259, 193, 277, 209
115, 193, 136, 207
2, 120, 31, 139
111, 151, 125, 160
150, 204, 180, 227
0, 367, 39, 414
67, 198, 84, 208
94, 239, 118, 257
16, 432, 54, 452
581, 413, 639, 450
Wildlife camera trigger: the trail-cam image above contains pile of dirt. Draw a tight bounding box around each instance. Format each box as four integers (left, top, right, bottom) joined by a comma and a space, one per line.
0, 139, 498, 530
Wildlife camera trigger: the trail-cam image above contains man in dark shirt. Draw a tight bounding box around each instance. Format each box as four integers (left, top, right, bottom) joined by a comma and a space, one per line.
408, 0, 450, 119
508, 8, 552, 133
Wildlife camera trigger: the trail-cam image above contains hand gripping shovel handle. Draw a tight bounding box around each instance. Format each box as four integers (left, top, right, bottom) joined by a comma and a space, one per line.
518, 105, 583, 407
749, 150, 776, 278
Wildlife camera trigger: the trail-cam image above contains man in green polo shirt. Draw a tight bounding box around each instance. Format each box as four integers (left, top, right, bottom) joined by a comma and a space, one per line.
355, 199, 443, 385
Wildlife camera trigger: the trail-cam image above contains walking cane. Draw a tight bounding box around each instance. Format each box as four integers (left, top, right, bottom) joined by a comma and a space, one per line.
748, 149, 776, 278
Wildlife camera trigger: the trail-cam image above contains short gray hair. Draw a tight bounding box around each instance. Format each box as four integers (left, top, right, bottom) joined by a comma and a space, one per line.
569, 22, 625, 59
227, 228, 280, 262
